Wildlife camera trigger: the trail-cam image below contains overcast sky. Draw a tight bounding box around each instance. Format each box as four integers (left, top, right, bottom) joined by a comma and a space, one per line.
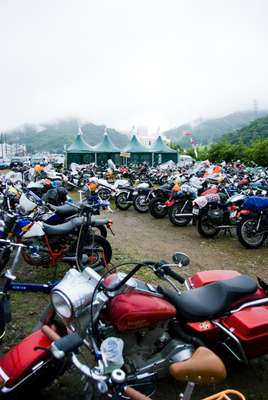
0, 0, 268, 133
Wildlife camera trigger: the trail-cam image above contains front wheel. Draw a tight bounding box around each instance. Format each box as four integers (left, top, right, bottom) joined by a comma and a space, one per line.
149, 197, 168, 218
197, 213, 220, 238
133, 193, 149, 213
168, 202, 192, 226
237, 216, 267, 249
115, 192, 131, 210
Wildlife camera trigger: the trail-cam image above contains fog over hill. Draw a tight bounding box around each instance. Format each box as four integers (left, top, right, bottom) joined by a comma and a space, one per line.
163, 110, 268, 147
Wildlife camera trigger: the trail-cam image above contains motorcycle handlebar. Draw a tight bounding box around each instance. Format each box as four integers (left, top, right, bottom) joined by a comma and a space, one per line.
0, 238, 32, 249
51, 333, 83, 359
163, 267, 185, 284
104, 260, 164, 292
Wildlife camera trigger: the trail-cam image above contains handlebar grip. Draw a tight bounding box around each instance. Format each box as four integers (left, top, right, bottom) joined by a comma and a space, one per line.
165, 268, 185, 284
42, 325, 60, 341
124, 387, 151, 400
53, 333, 83, 354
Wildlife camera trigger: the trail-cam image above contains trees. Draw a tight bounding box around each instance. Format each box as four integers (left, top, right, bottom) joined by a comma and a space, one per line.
186, 139, 268, 166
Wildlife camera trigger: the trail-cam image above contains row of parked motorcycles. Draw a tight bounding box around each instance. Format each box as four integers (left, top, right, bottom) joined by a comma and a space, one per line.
106, 162, 268, 250
0, 163, 265, 399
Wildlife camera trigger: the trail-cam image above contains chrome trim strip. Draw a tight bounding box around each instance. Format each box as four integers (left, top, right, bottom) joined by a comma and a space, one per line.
231, 298, 268, 313
1, 360, 48, 393
212, 320, 248, 364
0, 367, 9, 383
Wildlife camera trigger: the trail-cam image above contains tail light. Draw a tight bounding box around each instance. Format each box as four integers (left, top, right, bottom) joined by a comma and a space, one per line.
228, 205, 239, 211
237, 209, 251, 218
165, 200, 175, 207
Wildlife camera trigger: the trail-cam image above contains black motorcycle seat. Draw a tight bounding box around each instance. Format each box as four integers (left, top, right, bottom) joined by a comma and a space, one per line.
118, 185, 134, 191
91, 218, 108, 226
54, 204, 77, 218
43, 217, 83, 236
43, 216, 108, 236
158, 275, 257, 322
137, 187, 150, 193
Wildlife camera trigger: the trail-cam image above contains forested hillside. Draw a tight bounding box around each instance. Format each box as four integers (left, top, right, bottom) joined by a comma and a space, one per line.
5, 119, 128, 153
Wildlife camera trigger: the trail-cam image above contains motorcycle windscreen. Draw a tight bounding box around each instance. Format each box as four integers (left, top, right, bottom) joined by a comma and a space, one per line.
19, 193, 37, 213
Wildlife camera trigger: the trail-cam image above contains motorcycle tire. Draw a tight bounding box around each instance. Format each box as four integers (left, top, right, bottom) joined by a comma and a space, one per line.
168, 202, 192, 226
115, 192, 131, 210
149, 197, 168, 219
197, 214, 220, 238
159, 176, 168, 185
97, 188, 111, 201
92, 225, 107, 238
133, 194, 149, 213
83, 234, 112, 267
237, 216, 268, 249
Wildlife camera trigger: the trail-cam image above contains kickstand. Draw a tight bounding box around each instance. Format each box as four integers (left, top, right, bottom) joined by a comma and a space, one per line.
180, 382, 195, 400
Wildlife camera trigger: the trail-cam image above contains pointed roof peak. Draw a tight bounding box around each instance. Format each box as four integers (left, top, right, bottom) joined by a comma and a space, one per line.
124, 135, 150, 152
67, 133, 94, 153
150, 135, 177, 153
93, 131, 120, 152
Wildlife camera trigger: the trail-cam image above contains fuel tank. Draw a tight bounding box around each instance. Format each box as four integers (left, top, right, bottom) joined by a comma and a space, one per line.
0, 329, 52, 388
105, 292, 176, 332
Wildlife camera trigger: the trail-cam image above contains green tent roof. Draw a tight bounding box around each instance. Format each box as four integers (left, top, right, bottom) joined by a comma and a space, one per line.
67, 133, 94, 153
124, 135, 151, 153
150, 136, 177, 153
93, 133, 120, 152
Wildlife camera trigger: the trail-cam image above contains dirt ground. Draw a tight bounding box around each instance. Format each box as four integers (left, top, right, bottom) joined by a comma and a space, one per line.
3, 206, 268, 399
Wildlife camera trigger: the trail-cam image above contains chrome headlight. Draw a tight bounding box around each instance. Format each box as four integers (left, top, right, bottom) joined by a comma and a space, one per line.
51, 291, 72, 319
51, 268, 99, 320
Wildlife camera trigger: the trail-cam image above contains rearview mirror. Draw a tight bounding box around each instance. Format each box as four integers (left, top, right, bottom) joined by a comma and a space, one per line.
172, 252, 190, 267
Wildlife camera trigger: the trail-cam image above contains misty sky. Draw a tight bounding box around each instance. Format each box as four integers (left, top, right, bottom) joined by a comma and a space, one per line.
1, 0, 268, 133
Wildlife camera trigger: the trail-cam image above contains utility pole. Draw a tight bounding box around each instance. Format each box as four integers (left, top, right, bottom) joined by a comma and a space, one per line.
253, 99, 258, 119
0, 133, 2, 159
4, 134, 7, 158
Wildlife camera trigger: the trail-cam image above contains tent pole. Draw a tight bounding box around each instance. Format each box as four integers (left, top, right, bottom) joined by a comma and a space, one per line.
152, 152, 154, 167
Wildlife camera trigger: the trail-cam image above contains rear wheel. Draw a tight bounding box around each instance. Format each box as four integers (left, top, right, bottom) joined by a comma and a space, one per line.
97, 188, 111, 201
92, 225, 107, 238
197, 213, 220, 238
149, 197, 168, 218
168, 202, 192, 226
83, 234, 112, 268
237, 216, 267, 249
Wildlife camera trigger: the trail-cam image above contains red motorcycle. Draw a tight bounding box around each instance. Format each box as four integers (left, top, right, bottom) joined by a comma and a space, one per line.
102, 253, 268, 364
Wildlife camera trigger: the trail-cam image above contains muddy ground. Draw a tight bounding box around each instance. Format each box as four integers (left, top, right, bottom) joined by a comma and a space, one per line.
3, 206, 268, 399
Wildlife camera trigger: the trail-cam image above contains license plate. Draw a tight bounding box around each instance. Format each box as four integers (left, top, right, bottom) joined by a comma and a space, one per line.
192, 208, 199, 215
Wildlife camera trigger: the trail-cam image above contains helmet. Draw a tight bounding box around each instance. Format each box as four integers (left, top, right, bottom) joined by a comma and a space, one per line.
42, 189, 59, 205
57, 187, 68, 203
